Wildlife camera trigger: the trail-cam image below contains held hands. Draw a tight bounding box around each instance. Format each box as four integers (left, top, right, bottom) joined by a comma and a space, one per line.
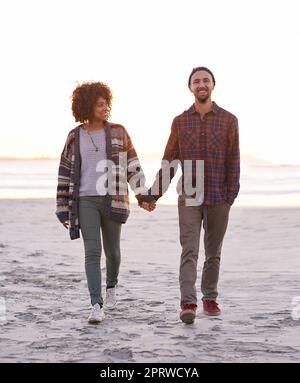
138, 194, 157, 212
140, 200, 156, 212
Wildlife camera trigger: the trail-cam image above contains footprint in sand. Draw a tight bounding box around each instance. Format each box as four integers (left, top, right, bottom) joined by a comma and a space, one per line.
11, 260, 20, 264
42, 311, 52, 315
154, 330, 169, 335
148, 301, 164, 306
148, 319, 164, 325
211, 325, 222, 332
170, 335, 189, 340
128, 270, 141, 275
123, 332, 140, 339
27, 251, 44, 257
121, 298, 136, 302
279, 317, 300, 327
14, 312, 37, 321
136, 351, 158, 358
250, 315, 268, 320
36, 319, 51, 324
270, 310, 290, 316
229, 320, 252, 325
255, 324, 281, 329
104, 347, 133, 360
56, 262, 71, 266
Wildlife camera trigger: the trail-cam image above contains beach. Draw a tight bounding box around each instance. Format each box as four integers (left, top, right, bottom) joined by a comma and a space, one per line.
0, 198, 300, 362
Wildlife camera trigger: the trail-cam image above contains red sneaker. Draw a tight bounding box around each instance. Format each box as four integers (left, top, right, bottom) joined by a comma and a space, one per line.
203, 300, 221, 316
180, 304, 197, 324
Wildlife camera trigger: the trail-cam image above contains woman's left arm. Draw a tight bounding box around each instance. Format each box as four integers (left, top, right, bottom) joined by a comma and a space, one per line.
124, 129, 148, 204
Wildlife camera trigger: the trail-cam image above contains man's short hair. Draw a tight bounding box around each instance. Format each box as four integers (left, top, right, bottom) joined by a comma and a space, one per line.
188, 66, 216, 87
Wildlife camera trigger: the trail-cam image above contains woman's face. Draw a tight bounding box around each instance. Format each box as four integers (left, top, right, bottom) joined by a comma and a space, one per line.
92, 97, 110, 121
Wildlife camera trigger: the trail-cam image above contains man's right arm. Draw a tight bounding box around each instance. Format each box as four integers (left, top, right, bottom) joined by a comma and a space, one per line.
225, 116, 240, 205
146, 118, 180, 202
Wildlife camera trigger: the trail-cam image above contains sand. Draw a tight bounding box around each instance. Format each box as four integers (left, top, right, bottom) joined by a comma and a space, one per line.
0, 199, 300, 363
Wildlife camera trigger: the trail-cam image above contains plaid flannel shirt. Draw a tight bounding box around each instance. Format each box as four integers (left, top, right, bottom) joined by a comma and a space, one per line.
150, 102, 240, 206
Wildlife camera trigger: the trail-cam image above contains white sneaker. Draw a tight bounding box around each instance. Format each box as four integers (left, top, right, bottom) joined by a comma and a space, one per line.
88, 303, 105, 324
105, 286, 117, 309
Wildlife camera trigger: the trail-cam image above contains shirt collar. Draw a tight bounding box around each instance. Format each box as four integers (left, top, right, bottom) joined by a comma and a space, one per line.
188, 101, 219, 115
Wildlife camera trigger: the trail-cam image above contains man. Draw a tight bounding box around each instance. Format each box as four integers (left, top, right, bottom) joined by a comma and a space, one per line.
140, 67, 240, 324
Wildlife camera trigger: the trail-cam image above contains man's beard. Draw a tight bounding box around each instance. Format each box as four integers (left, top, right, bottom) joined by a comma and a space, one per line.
196, 94, 210, 104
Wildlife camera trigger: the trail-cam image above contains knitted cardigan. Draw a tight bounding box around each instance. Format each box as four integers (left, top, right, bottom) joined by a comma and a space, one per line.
55, 122, 147, 240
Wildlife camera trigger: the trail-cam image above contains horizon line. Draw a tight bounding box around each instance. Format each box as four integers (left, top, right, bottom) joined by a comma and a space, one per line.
0, 154, 299, 167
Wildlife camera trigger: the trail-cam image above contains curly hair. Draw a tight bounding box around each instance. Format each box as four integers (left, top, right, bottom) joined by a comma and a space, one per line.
71, 82, 113, 123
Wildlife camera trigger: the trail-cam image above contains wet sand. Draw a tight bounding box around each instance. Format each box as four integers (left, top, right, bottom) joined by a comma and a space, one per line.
0, 199, 300, 362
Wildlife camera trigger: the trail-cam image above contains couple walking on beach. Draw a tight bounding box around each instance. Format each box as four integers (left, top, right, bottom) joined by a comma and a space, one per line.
55, 66, 240, 325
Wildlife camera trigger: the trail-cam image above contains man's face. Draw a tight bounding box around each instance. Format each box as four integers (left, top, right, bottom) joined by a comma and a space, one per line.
189, 70, 215, 103
92, 96, 109, 121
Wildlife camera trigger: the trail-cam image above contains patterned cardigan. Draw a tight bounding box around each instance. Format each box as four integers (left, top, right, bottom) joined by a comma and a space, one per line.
55, 122, 147, 240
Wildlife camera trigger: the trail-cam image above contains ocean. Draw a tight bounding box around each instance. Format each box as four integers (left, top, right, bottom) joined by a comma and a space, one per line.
0, 159, 299, 207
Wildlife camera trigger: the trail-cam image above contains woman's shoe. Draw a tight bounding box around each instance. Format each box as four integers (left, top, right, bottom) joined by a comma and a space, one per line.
105, 286, 117, 309
88, 303, 105, 323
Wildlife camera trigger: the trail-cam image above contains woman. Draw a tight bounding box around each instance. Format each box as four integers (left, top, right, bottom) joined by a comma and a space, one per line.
55, 82, 154, 324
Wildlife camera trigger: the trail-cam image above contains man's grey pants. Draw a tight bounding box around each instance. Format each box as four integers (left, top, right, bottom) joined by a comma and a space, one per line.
178, 200, 230, 306
79, 196, 122, 307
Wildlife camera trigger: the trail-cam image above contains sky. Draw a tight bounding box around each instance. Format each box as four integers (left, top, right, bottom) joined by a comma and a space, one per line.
0, 0, 300, 165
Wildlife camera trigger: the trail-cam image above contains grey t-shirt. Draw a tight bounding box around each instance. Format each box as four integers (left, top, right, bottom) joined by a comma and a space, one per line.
79, 127, 108, 196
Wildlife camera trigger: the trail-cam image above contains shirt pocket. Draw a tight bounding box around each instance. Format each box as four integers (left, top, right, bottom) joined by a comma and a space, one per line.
179, 129, 198, 153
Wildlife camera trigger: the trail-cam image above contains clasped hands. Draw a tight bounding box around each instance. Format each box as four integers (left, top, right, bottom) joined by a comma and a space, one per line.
138, 195, 157, 212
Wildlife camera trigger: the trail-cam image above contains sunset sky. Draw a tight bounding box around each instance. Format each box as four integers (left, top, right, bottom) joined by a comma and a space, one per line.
0, 0, 299, 165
